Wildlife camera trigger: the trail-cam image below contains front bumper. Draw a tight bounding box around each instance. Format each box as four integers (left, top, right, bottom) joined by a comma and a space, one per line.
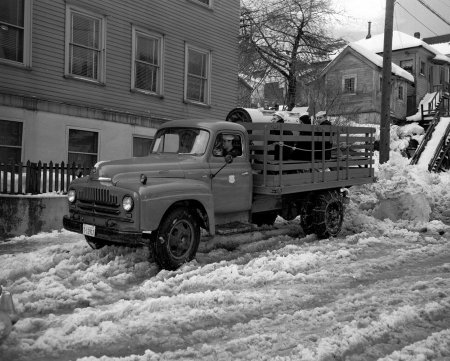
63, 216, 145, 246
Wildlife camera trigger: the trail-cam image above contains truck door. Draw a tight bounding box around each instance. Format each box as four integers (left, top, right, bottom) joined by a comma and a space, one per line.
209, 132, 252, 214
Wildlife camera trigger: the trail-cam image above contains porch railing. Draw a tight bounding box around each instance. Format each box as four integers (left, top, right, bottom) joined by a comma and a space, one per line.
0, 161, 91, 195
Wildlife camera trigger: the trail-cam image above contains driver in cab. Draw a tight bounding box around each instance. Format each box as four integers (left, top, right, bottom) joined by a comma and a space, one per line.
213, 134, 240, 157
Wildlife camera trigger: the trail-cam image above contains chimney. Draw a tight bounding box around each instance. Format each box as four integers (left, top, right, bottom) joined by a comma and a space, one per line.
414, 32, 421, 39
366, 22, 372, 39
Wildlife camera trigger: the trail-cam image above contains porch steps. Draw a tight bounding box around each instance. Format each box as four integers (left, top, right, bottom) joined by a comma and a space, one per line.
411, 116, 450, 172
429, 123, 450, 172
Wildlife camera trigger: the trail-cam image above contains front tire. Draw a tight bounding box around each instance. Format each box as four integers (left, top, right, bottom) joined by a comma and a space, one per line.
151, 207, 200, 270
313, 191, 344, 239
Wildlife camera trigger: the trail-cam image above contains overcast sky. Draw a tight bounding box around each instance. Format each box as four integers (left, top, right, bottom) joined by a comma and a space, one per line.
332, 0, 450, 42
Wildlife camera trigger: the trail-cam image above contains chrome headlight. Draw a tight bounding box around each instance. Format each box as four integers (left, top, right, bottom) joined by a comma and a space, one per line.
122, 196, 134, 212
68, 189, 76, 203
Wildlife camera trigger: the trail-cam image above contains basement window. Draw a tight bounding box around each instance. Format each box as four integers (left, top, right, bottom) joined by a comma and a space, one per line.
0, 119, 23, 164
68, 129, 98, 167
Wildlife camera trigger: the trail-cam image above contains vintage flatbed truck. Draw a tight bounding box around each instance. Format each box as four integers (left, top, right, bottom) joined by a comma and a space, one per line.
63, 119, 375, 270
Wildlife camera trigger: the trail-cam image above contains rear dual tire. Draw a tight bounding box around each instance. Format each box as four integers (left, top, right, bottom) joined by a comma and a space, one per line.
300, 190, 344, 239
313, 190, 344, 239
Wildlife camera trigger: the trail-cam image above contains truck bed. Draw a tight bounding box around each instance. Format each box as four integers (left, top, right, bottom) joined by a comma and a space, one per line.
243, 122, 375, 195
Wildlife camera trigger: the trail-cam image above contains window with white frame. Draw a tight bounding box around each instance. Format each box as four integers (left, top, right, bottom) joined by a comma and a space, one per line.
65, 6, 106, 82
185, 44, 211, 104
133, 136, 153, 157
0, 119, 23, 164
398, 85, 404, 101
0, 0, 32, 66
342, 75, 356, 94
420, 61, 426, 76
132, 27, 163, 94
400, 59, 413, 74
68, 129, 98, 167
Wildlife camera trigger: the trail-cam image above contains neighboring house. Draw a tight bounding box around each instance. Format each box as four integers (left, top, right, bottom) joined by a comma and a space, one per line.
318, 43, 414, 124
0, 0, 240, 166
354, 31, 450, 116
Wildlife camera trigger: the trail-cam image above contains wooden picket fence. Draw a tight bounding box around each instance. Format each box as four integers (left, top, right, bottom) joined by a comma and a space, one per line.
0, 161, 91, 195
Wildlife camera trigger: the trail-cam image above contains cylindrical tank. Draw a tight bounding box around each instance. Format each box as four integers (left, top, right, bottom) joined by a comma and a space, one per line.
226, 107, 307, 124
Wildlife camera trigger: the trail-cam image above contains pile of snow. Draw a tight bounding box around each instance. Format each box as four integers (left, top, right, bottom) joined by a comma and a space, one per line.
345, 151, 450, 226
389, 123, 424, 154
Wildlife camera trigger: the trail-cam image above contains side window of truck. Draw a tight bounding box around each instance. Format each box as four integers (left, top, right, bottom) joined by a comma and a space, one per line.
213, 133, 243, 158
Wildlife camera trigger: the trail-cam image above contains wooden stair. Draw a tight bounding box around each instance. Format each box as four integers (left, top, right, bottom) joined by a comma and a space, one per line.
410, 90, 450, 172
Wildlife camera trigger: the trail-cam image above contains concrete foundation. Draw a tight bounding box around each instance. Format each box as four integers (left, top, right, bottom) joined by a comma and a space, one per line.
0, 195, 68, 240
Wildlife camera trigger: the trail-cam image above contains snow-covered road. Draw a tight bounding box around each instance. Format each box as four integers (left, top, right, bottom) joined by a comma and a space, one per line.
1, 154, 450, 361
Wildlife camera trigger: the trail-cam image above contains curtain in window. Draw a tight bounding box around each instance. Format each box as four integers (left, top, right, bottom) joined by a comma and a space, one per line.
69, 13, 100, 79
0, 0, 24, 62
187, 49, 207, 102
135, 35, 158, 92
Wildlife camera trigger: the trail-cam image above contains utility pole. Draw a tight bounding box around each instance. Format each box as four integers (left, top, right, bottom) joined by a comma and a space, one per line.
379, 0, 395, 164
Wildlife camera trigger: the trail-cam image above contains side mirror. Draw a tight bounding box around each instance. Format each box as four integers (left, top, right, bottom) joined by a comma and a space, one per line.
210, 154, 233, 179
225, 154, 233, 164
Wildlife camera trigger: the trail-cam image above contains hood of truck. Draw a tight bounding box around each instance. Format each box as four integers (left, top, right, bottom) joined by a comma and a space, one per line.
90, 154, 204, 182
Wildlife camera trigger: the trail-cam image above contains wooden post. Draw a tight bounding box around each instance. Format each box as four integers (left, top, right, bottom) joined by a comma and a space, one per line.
42, 163, 47, 193
379, 0, 395, 164
9, 162, 15, 194
18, 162, 23, 194
36, 161, 42, 194
49, 161, 54, 192
1, 163, 6, 193
60, 161, 65, 192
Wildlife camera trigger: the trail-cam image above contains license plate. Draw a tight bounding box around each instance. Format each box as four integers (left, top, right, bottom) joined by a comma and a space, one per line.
83, 224, 96, 237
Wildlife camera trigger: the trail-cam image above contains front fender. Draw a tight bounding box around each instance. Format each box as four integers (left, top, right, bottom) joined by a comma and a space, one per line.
139, 179, 215, 235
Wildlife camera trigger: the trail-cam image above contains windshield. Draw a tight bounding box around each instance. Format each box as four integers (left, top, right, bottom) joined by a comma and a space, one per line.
150, 128, 210, 155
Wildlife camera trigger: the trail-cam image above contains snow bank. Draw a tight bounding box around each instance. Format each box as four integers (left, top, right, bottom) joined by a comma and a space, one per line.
346, 151, 450, 227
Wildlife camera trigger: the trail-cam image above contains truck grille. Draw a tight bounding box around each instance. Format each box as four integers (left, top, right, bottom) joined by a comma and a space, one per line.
78, 187, 118, 206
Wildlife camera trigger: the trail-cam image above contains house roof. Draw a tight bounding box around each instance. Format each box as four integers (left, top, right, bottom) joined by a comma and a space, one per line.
354, 31, 450, 65
321, 43, 414, 83
422, 34, 450, 45
429, 42, 450, 56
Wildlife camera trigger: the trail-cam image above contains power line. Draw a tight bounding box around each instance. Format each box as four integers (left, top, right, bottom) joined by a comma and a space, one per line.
434, 0, 450, 11
417, 0, 450, 27
396, 1, 439, 36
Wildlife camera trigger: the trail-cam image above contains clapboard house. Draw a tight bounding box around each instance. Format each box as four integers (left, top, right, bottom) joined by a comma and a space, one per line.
0, 0, 239, 166
318, 43, 414, 124
355, 31, 450, 116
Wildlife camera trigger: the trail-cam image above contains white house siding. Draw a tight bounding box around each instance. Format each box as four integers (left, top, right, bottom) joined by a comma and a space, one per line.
0, 105, 156, 164
0, 0, 239, 164
323, 51, 408, 123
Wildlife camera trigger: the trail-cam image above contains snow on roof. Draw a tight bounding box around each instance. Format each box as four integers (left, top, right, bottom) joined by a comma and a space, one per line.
348, 43, 414, 83
355, 31, 450, 65
430, 42, 450, 56
323, 43, 414, 83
